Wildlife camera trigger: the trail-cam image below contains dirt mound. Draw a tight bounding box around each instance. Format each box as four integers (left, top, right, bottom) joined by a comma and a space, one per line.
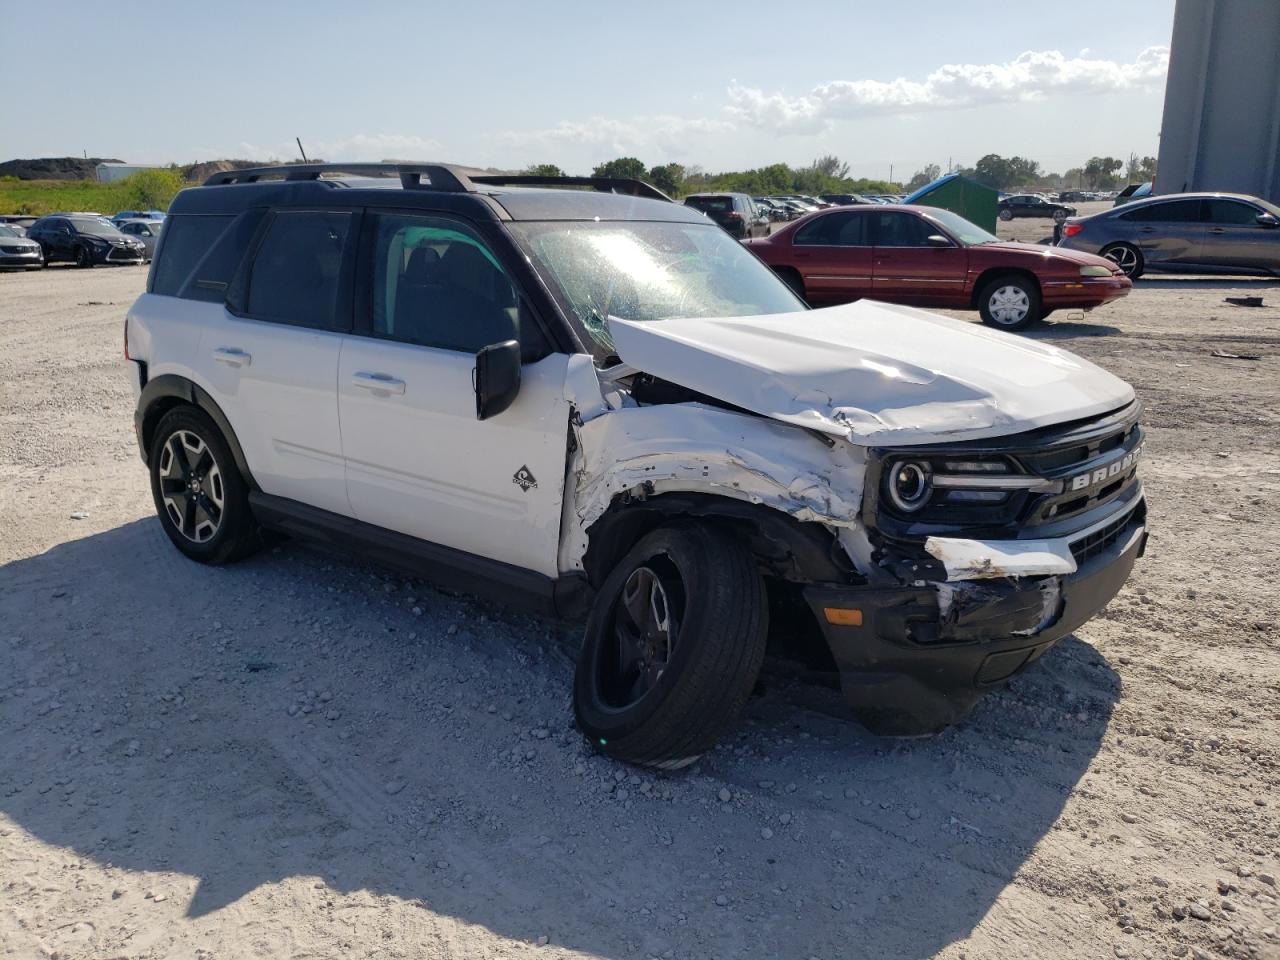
0, 157, 124, 180
180, 159, 273, 183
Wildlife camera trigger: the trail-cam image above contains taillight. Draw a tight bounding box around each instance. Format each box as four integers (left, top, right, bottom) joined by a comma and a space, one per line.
1063, 222, 1084, 238
124, 316, 130, 361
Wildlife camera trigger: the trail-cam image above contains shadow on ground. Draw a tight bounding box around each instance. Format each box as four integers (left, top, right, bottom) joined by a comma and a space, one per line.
1, 519, 1120, 959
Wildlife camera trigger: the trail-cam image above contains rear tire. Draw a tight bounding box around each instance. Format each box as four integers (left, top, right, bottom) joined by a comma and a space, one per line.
1101, 242, 1144, 279
574, 524, 768, 770
998, 208, 1013, 221
978, 274, 1041, 331
149, 406, 260, 565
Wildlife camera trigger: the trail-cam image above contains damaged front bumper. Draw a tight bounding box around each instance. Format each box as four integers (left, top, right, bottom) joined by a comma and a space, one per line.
803, 498, 1147, 735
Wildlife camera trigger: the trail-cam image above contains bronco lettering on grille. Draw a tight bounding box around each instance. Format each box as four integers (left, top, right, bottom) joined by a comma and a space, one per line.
1068, 443, 1143, 492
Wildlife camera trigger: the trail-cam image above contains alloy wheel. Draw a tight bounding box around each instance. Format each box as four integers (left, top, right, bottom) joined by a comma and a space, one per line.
600, 563, 682, 708
1104, 245, 1139, 276
158, 430, 224, 543
988, 285, 1031, 326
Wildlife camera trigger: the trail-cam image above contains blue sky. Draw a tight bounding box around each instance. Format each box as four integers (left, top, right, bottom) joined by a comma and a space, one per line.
2, 1, 1176, 178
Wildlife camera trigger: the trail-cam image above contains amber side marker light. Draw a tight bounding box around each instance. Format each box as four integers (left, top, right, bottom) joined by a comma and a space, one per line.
823, 607, 863, 627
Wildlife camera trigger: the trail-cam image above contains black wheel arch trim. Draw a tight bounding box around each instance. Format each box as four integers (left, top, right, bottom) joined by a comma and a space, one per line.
135, 374, 259, 490
581, 491, 855, 592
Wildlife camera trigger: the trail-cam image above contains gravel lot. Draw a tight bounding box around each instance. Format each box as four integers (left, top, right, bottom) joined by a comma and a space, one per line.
2, 249, 1278, 960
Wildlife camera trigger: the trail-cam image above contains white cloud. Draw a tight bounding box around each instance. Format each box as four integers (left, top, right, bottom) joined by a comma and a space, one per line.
497, 114, 734, 160
727, 46, 1170, 134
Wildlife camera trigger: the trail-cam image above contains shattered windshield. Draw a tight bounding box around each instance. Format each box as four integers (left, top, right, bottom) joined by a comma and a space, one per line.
508, 220, 804, 355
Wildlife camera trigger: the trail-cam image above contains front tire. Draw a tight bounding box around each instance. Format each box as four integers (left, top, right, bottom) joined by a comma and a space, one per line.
74, 245, 95, 268
1101, 242, 1144, 279
978, 274, 1041, 331
149, 406, 260, 564
574, 524, 768, 770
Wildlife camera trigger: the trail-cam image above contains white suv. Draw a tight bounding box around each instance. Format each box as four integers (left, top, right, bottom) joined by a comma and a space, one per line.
127, 163, 1148, 769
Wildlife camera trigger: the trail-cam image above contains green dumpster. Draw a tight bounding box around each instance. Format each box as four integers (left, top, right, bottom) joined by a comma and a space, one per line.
903, 174, 998, 234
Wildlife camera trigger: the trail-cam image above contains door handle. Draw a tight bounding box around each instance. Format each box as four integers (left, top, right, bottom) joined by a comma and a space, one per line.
351, 372, 406, 395
212, 347, 251, 367
1209, 227, 1227, 234
1138, 227, 1156, 233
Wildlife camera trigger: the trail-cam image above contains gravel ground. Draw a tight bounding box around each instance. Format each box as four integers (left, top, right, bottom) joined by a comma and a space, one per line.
1, 255, 1278, 960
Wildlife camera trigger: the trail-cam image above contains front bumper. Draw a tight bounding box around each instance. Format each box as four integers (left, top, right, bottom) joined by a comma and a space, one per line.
804, 500, 1146, 735
1041, 276, 1131, 309
0, 248, 42, 266
102, 245, 145, 264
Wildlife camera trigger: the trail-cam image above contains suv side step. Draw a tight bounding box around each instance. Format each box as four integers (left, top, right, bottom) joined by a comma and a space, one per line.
248, 492, 590, 618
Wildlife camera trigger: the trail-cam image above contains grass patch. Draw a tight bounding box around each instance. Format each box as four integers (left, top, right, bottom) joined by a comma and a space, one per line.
0, 169, 186, 216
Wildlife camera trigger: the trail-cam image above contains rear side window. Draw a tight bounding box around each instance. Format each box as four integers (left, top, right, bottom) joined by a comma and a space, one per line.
686, 196, 733, 213
795, 212, 869, 246
151, 215, 233, 296
176, 209, 265, 303
245, 210, 353, 330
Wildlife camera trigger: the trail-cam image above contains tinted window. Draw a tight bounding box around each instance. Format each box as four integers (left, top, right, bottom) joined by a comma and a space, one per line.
1203, 199, 1261, 225
876, 212, 933, 247
246, 210, 352, 329
151, 215, 234, 296
176, 209, 265, 303
370, 214, 530, 355
1123, 200, 1200, 223
685, 196, 734, 213
794, 212, 869, 246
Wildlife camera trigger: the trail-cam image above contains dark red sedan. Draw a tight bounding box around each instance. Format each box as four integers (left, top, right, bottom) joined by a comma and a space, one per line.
744, 204, 1130, 330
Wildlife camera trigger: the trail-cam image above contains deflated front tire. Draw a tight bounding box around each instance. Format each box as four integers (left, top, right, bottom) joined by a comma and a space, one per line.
574, 524, 768, 770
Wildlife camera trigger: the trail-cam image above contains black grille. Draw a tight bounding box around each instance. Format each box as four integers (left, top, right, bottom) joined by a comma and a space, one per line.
1070, 510, 1136, 566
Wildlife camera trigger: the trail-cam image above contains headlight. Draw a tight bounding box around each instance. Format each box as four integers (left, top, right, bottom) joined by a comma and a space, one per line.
887, 460, 931, 512
1079, 265, 1113, 277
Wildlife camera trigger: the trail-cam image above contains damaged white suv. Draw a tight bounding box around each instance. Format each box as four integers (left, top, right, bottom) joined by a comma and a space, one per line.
127, 163, 1148, 769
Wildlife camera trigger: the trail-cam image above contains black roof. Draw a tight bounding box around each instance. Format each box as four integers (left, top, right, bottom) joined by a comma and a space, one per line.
172, 162, 704, 225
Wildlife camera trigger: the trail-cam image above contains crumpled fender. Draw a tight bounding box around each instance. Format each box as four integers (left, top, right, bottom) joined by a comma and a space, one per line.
558, 401, 867, 575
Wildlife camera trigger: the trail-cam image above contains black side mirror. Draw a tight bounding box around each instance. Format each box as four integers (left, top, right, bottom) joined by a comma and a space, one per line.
474, 340, 521, 420
1257, 213, 1279, 228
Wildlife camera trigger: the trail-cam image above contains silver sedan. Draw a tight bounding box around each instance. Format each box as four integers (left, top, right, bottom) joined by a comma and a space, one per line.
1057, 192, 1280, 278
116, 219, 164, 261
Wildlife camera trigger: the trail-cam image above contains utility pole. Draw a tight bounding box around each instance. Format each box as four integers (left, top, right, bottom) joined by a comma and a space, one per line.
889, 163, 894, 184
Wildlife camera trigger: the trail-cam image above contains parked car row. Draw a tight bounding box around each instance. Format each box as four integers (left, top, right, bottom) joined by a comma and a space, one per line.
2, 212, 162, 269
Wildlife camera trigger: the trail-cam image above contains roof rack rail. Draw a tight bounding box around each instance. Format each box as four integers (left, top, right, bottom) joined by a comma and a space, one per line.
202, 162, 477, 191
467, 174, 672, 202
202, 163, 673, 202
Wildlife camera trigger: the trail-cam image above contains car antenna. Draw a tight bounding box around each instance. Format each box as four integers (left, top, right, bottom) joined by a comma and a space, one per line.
296, 138, 309, 163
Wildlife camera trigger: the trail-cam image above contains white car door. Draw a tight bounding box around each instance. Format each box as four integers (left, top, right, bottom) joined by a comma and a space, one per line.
193, 208, 354, 516
337, 212, 571, 578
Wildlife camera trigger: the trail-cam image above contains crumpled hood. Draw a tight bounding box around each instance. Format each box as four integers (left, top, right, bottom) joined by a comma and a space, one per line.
608, 300, 1135, 446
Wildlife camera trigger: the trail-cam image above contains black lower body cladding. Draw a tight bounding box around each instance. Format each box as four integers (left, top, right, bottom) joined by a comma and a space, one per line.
804, 503, 1147, 736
